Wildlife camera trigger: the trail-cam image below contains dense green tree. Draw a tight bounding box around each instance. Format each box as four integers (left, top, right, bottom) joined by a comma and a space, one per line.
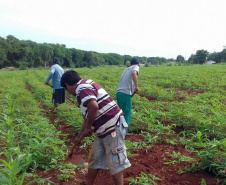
176, 55, 185, 63
71, 49, 85, 67
147, 57, 167, 65
83, 52, 106, 67
0, 46, 7, 68
221, 48, 226, 62
40, 43, 53, 67
123, 55, 132, 65
52, 44, 66, 65
0, 37, 11, 61
63, 49, 73, 67
195, 50, 209, 64
188, 54, 197, 64
83, 51, 92, 67
138, 56, 147, 64
104, 53, 123, 65
207, 52, 221, 63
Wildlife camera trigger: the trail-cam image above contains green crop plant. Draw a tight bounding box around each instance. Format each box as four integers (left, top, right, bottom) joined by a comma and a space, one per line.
164, 151, 194, 165
128, 172, 161, 185
55, 163, 84, 181
194, 140, 226, 177
200, 178, 207, 185
27, 70, 84, 135
0, 152, 54, 185
0, 153, 31, 185
0, 71, 67, 183
54, 163, 83, 182
177, 168, 185, 174
81, 134, 95, 148
140, 131, 160, 145
56, 103, 83, 133
125, 140, 147, 150
165, 138, 178, 145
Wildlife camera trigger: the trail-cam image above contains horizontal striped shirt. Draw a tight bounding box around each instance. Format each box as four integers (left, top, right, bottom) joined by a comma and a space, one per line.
76, 79, 122, 137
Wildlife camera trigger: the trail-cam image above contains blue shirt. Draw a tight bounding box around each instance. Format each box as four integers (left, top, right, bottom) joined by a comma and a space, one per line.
46, 64, 64, 89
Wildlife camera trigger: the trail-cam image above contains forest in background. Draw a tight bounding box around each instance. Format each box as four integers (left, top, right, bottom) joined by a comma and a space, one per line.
0, 35, 226, 69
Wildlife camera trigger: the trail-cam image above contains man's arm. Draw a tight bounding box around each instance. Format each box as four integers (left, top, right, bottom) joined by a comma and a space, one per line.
69, 100, 98, 156
45, 67, 55, 84
75, 100, 98, 142
132, 70, 139, 94
76, 115, 86, 141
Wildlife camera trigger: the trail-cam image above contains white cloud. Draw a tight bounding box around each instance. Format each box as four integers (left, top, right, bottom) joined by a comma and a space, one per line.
0, 0, 226, 58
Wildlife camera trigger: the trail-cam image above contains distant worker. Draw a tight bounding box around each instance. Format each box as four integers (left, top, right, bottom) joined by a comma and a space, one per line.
116, 57, 140, 133
45, 57, 65, 108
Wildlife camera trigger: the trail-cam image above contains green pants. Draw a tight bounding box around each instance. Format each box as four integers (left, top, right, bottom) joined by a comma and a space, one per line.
116, 92, 132, 126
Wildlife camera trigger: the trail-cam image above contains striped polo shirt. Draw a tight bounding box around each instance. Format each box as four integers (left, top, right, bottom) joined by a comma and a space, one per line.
76, 79, 122, 138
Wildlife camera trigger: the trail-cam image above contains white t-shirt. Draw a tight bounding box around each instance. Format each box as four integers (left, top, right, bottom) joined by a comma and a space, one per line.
116, 65, 139, 95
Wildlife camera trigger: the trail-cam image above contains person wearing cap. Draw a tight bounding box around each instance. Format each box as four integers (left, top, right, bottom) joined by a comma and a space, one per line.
116, 57, 140, 133
45, 57, 65, 108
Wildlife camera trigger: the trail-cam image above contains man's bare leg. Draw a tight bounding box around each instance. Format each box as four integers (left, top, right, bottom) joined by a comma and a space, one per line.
87, 168, 99, 185
112, 171, 123, 185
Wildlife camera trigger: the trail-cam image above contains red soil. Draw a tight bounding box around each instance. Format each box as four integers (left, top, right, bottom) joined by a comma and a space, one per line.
32, 133, 220, 185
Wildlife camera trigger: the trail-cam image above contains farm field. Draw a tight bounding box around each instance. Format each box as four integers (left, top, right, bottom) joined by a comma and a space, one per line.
0, 64, 225, 185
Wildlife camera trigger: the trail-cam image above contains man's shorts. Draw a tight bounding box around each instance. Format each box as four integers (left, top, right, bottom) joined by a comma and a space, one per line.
52, 88, 65, 104
88, 118, 131, 175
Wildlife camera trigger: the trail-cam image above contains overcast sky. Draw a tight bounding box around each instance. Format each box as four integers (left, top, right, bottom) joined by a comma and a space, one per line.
0, 0, 226, 59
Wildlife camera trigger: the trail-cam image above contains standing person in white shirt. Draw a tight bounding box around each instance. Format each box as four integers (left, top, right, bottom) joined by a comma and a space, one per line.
45, 57, 65, 108
116, 57, 140, 134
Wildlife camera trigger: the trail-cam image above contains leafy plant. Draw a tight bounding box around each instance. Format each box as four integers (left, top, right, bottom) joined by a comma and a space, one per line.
0, 152, 54, 185
140, 132, 160, 145
53, 162, 84, 182
200, 178, 207, 185
177, 168, 185, 174
128, 172, 161, 185
164, 151, 194, 165
125, 140, 147, 150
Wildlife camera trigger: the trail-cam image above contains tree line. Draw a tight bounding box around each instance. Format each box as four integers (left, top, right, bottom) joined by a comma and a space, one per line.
177, 49, 226, 64
0, 35, 174, 69
0, 35, 225, 69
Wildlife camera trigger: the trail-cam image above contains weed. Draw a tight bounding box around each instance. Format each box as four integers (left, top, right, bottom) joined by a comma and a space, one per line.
200, 178, 207, 185
164, 151, 194, 165
128, 172, 161, 185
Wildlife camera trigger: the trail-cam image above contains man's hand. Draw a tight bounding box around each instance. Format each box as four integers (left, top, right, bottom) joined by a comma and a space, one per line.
134, 86, 139, 94
83, 128, 93, 137
45, 82, 50, 86
69, 138, 81, 157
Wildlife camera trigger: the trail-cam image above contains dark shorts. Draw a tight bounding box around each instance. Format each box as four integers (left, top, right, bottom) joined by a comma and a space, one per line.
52, 88, 65, 104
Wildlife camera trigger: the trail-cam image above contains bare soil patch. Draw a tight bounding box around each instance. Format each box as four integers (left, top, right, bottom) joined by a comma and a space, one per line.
31, 134, 220, 185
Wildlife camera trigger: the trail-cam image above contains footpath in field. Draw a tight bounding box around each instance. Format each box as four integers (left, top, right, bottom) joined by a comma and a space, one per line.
25, 82, 223, 185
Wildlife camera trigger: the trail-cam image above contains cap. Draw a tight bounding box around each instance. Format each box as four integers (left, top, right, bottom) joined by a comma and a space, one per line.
130, 58, 139, 65
52, 57, 60, 63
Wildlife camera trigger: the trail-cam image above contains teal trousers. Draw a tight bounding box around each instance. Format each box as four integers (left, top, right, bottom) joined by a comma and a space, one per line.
116, 92, 132, 126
